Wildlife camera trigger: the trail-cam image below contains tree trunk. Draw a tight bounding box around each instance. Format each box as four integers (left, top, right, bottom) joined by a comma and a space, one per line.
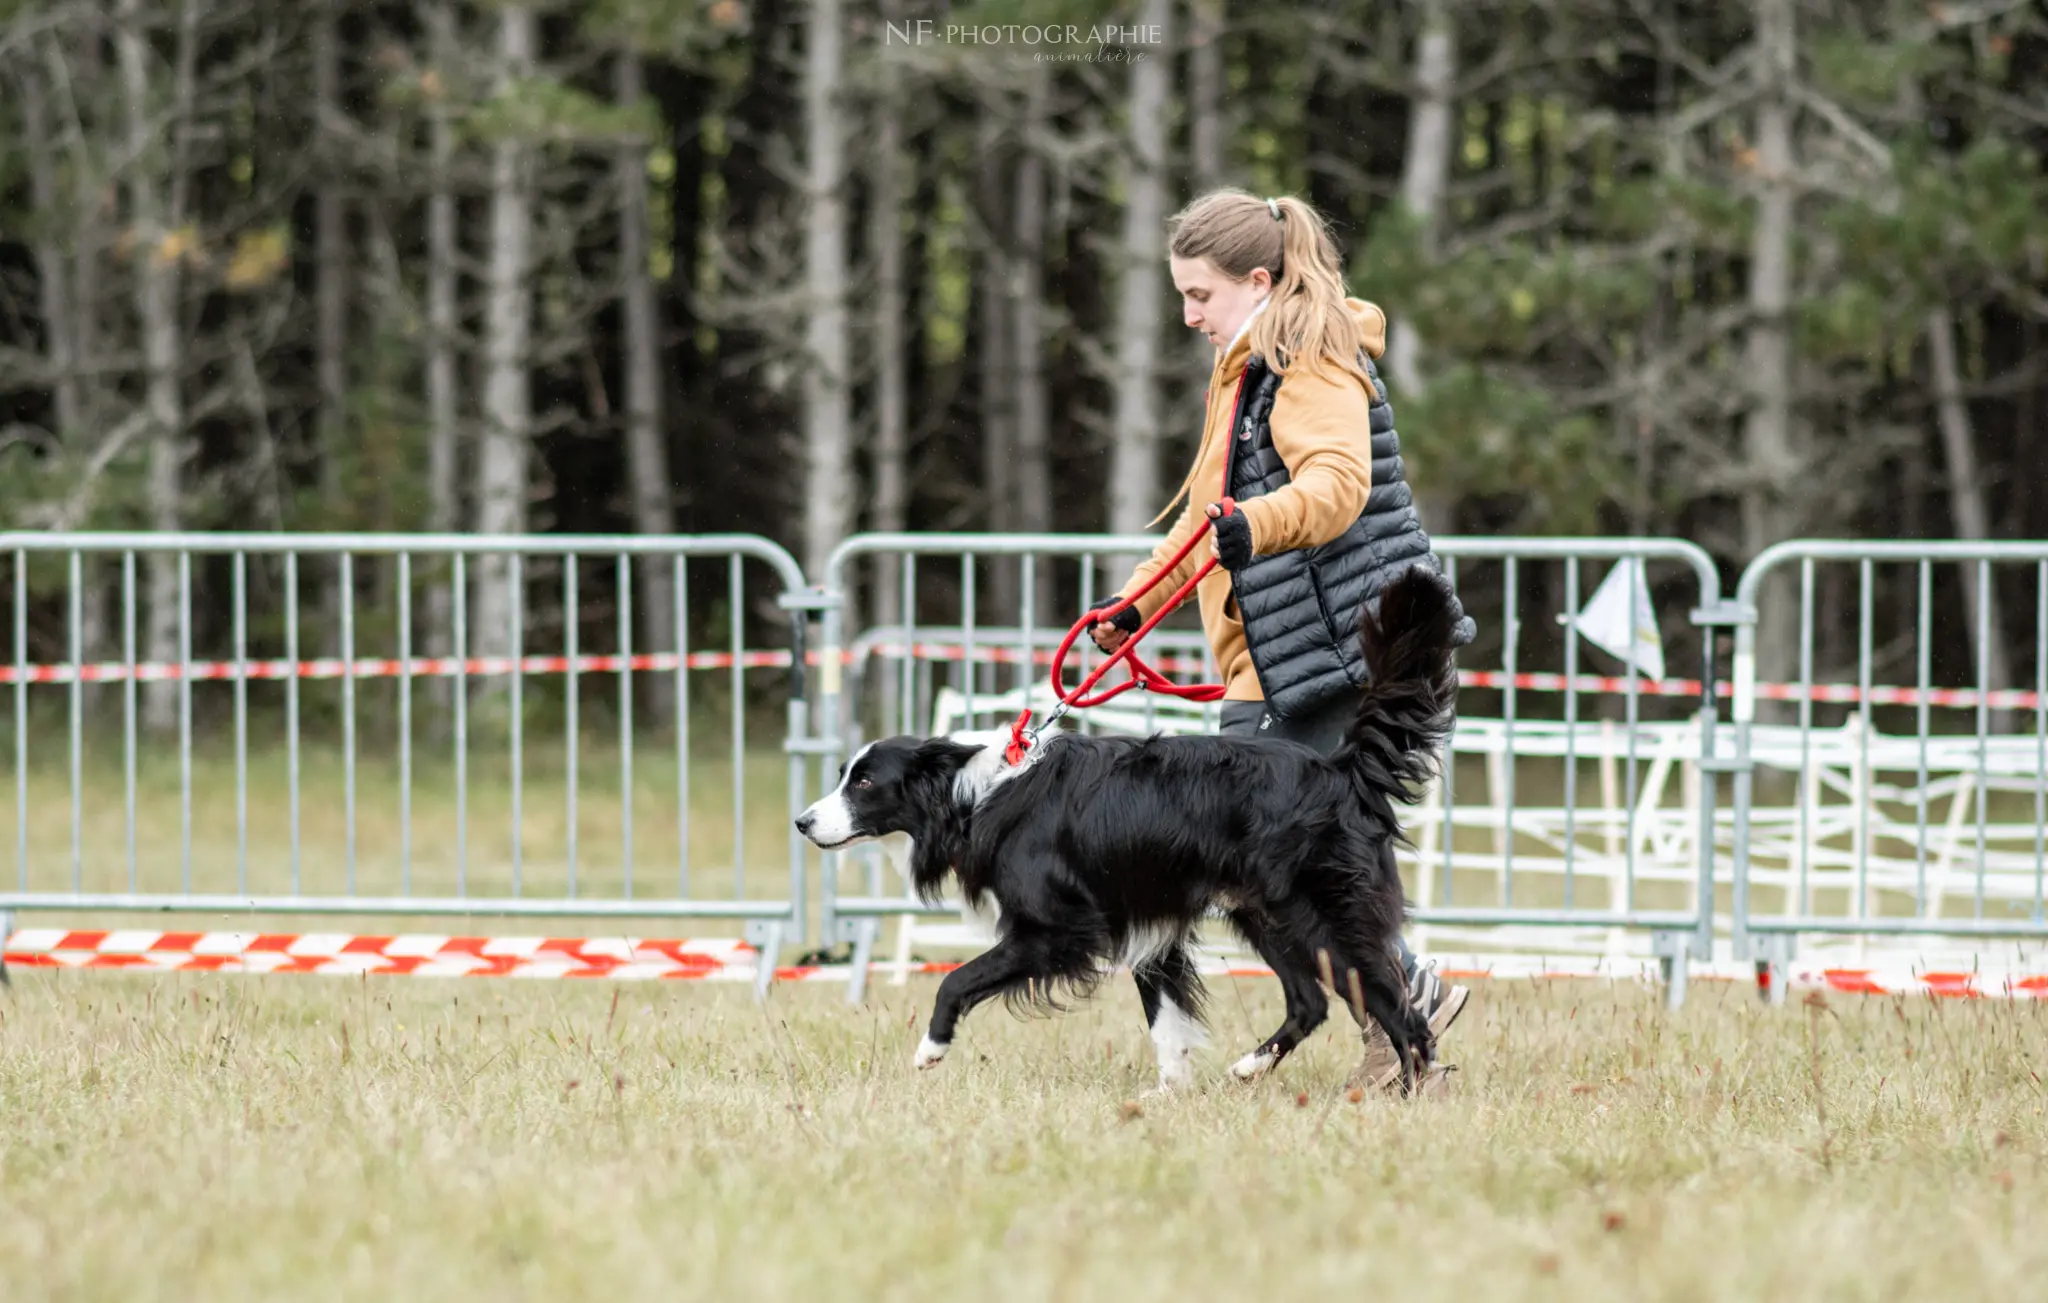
314, 0, 351, 653
315, 0, 349, 507
424, 0, 462, 709
869, 2, 910, 635
970, 105, 1011, 622
801, 0, 852, 585
1181, 0, 1227, 433
1740, 0, 1800, 694
651, 62, 713, 534
1926, 307, 2015, 722
1188, 0, 1225, 192
977, 104, 1015, 551
1108, 0, 1175, 572
20, 68, 83, 443
617, 49, 678, 722
1011, 64, 1053, 626
58, 20, 108, 486
1386, 0, 1457, 536
21, 57, 108, 703
116, 0, 192, 735
473, 5, 535, 664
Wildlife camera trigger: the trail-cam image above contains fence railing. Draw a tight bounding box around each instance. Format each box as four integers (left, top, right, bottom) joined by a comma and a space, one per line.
1728, 540, 2048, 995
0, 532, 819, 992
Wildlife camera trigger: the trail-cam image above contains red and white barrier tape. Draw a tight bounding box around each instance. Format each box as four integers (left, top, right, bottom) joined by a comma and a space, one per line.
0, 929, 1256, 983
1, 929, 760, 980
1784, 965, 2048, 999
0, 650, 791, 686
7, 930, 2047, 996
2, 643, 2035, 710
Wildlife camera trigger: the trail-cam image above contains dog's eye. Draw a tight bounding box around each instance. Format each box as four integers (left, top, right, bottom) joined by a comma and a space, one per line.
854, 777, 873, 790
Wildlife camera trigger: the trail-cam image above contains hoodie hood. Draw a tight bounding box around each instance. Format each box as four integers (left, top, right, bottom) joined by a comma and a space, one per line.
1216, 295, 1389, 379
1347, 297, 1388, 360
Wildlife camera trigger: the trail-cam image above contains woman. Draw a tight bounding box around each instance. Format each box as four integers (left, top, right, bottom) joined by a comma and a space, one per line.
1088, 188, 1476, 1091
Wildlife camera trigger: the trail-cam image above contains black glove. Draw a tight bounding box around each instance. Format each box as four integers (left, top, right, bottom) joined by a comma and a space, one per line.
1209, 505, 1255, 571
1087, 596, 1142, 635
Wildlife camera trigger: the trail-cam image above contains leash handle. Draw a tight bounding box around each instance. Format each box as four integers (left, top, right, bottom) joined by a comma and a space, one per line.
1049, 512, 1230, 711
1007, 439, 1247, 764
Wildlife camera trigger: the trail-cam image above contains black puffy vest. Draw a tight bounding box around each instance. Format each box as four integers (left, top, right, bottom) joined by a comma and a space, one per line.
1226, 353, 1478, 719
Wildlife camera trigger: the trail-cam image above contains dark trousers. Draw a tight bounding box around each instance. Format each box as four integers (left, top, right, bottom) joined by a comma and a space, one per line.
1218, 696, 1421, 984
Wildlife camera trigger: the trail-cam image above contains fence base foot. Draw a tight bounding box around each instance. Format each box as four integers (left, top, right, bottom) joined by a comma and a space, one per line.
1653, 931, 1690, 1010
844, 917, 879, 1007
1756, 933, 1794, 1006
749, 920, 786, 1002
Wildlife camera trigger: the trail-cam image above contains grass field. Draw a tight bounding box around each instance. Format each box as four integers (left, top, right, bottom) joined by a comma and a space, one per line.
2, 971, 2042, 1301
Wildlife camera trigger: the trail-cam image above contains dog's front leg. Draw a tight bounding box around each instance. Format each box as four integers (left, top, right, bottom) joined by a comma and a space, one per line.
915, 937, 1036, 1069
1226, 906, 1332, 1081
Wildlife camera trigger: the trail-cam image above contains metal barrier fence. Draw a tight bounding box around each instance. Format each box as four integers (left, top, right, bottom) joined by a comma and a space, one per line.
0, 532, 818, 991
14, 528, 2044, 1005
816, 532, 1729, 1005
1730, 541, 2048, 997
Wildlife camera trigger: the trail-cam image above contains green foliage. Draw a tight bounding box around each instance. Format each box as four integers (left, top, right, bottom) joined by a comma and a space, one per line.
3, 0, 2047, 597
579, 0, 743, 63
942, 0, 1126, 31
1807, 31, 1958, 112
466, 74, 662, 146
1400, 364, 1624, 534
0, 437, 158, 534
923, 174, 973, 368
1821, 132, 2048, 318
1796, 277, 1896, 361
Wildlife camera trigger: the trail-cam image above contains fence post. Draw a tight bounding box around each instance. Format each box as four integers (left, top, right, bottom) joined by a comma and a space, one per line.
1653, 929, 1689, 1009
1726, 590, 1761, 963
778, 581, 840, 957
803, 555, 852, 950
1691, 596, 1751, 968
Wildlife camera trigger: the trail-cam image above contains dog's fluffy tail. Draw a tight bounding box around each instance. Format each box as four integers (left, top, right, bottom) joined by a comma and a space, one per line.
1335, 566, 1462, 819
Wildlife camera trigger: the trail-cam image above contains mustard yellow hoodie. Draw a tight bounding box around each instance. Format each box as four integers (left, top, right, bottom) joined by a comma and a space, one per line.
1114, 297, 1388, 703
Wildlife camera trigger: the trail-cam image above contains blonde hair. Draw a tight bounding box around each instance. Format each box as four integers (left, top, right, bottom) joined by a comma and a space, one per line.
1151, 188, 1373, 526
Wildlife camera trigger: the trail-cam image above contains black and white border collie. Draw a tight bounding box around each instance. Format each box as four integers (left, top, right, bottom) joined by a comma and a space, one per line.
796, 567, 1462, 1094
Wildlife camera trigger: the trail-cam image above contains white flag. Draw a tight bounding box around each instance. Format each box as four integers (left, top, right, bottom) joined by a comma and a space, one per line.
1562, 556, 1665, 681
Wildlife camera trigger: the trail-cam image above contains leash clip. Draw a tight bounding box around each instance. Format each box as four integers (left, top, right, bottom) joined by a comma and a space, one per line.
1003, 707, 1033, 766
1004, 698, 1072, 767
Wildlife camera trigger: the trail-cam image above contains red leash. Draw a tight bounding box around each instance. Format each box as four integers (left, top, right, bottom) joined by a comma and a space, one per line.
1004, 498, 1235, 765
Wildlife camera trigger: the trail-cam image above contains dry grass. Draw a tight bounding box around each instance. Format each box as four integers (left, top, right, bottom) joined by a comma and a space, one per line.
2, 971, 2043, 1302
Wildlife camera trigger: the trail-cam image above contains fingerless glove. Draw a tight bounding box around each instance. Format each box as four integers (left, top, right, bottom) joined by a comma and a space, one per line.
1210, 507, 1254, 572
1086, 596, 1143, 634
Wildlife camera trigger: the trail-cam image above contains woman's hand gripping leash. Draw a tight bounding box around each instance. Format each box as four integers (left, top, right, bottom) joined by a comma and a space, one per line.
1002, 499, 1241, 767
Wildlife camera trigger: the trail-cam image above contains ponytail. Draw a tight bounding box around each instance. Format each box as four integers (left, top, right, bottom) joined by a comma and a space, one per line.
1246, 196, 1372, 389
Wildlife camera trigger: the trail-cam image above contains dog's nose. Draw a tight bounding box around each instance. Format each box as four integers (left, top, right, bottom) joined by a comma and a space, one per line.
795, 811, 815, 836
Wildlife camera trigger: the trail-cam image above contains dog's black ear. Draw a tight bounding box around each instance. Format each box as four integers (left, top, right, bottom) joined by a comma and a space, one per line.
905, 738, 979, 903
910, 737, 981, 779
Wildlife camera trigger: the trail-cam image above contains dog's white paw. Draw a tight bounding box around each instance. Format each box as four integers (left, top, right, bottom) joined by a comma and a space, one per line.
1230, 1048, 1279, 1081
1151, 1059, 1195, 1095
913, 1035, 950, 1069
